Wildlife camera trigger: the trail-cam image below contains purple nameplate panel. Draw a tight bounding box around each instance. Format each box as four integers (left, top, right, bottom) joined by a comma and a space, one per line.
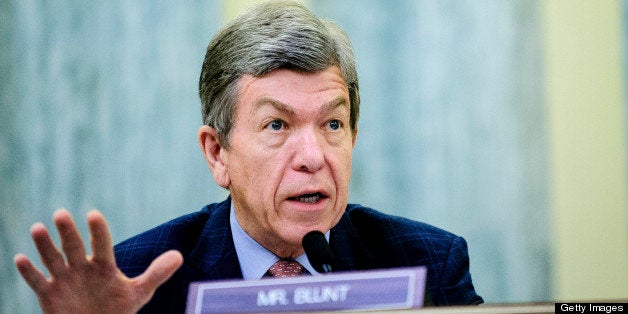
186, 267, 427, 313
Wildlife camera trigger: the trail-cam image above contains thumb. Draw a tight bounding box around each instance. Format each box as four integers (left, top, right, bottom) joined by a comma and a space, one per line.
135, 250, 183, 295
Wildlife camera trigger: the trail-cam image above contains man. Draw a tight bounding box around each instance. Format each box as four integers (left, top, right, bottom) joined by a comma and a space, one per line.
14, 1, 483, 313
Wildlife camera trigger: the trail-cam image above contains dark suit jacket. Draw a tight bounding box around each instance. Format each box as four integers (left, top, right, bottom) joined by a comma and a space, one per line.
114, 198, 483, 313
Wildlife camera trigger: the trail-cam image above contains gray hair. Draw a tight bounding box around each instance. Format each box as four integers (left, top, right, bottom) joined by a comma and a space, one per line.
199, 0, 360, 147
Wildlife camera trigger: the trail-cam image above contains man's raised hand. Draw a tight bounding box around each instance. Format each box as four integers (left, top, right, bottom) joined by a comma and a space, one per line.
14, 209, 183, 314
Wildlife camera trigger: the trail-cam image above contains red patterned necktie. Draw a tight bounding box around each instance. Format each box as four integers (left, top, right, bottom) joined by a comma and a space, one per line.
266, 259, 304, 278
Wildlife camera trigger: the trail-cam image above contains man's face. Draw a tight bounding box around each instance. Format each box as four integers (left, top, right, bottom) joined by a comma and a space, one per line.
208, 66, 356, 257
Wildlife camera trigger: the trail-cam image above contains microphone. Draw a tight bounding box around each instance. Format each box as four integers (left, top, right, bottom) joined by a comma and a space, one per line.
302, 230, 336, 273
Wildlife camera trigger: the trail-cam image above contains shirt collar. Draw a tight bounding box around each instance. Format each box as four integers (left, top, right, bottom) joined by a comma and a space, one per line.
229, 202, 328, 279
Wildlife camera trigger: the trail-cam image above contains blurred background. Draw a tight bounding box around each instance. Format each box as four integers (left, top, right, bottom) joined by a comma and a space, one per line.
1, 0, 627, 312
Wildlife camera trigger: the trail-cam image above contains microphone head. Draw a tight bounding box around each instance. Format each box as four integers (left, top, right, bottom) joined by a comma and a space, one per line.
302, 230, 336, 273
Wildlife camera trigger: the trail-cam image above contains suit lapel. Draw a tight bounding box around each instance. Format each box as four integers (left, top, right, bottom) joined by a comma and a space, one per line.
329, 210, 377, 271
187, 198, 243, 280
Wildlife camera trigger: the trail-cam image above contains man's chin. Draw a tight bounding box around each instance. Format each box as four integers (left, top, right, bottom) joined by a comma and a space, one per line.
280, 223, 329, 243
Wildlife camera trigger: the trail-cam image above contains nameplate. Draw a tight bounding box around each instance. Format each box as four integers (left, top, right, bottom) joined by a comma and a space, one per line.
186, 266, 426, 313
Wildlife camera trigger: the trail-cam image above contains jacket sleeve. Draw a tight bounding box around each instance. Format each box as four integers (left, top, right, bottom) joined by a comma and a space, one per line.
431, 236, 483, 305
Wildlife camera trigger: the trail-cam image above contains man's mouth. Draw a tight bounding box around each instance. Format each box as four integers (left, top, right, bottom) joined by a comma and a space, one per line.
288, 192, 326, 204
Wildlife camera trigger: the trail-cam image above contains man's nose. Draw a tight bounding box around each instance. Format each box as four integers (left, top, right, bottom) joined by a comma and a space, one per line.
292, 127, 325, 172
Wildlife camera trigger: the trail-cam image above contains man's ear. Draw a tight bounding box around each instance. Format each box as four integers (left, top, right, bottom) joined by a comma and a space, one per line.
352, 127, 358, 148
198, 125, 230, 188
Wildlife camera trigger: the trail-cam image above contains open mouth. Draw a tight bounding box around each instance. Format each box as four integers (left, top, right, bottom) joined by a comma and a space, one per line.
288, 192, 326, 204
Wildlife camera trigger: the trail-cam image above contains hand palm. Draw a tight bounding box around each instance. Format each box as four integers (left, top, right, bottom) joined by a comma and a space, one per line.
14, 209, 183, 314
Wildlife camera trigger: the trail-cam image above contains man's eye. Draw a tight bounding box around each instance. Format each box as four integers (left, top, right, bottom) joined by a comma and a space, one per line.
328, 119, 341, 130
267, 120, 284, 131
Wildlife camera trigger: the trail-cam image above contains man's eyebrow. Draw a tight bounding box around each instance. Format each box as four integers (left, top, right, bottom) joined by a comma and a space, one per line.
253, 97, 295, 116
320, 96, 349, 115
252, 95, 349, 116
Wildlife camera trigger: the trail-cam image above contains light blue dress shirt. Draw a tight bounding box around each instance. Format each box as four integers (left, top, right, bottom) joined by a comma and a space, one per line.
230, 203, 329, 279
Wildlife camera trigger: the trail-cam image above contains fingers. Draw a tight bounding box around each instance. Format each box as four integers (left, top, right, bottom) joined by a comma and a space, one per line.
30, 222, 67, 275
87, 210, 115, 265
135, 250, 183, 295
14, 253, 49, 294
54, 209, 87, 267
